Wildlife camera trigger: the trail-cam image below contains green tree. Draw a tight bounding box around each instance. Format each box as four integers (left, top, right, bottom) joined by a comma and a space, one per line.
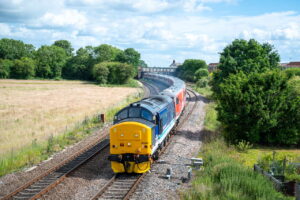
117, 48, 140, 66
63, 47, 95, 80
53, 40, 74, 57
216, 71, 299, 145
0, 59, 13, 78
176, 59, 207, 82
0, 38, 35, 60
10, 57, 36, 79
92, 62, 135, 84
138, 60, 148, 67
212, 39, 280, 92
35, 45, 67, 78
94, 44, 122, 63
92, 62, 109, 84
195, 68, 209, 79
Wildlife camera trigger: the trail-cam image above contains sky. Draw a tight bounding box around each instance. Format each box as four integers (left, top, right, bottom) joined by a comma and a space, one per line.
0, 0, 300, 67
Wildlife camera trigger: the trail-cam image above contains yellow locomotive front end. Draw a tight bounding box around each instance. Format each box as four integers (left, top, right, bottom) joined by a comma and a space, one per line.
109, 121, 153, 173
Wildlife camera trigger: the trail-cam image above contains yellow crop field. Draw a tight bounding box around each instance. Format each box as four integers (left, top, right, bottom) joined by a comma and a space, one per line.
0, 79, 140, 156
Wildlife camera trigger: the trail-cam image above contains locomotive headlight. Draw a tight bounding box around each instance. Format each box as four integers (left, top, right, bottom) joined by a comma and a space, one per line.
128, 142, 131, 146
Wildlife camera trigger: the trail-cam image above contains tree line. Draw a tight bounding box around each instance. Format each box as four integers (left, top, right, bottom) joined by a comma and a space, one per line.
0, 38, 147, 84
176, 39, 299, 146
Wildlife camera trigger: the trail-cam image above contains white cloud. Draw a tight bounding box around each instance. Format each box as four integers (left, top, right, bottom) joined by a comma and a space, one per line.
132, 0, 170, 13
0, 23, 11, 36
1, 0, 300, 66
183, 0, 212, 12
39, 9, 87, 29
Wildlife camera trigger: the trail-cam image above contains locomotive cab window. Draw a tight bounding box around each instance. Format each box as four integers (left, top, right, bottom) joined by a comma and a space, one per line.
129, 107, 140, 118
176, 98, 179, 104
117, 109, 128, 120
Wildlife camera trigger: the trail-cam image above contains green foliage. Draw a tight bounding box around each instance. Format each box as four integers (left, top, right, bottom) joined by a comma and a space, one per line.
0, 59, 13, 78
176, 59, 207, 82
183, 139, 289, 200
10, 57, 36, 79
63, 47, 95, 80
257, 151, 300, 181
92, 62, 109, 84
235, 140, 253, 152
0, 38, 35, 60
53, 40, 74, 57
0, 38, 142, 85
94, 44, 122, 63
116, 48, 141, 66
92, 62, 135, 84
216, 70, 300, 145
212, 39, 280, 93
196, 77, 208, 88
204, 102, 220, 132
138, 59, 148, 67
35, 45, 67, 78
284, 68, 300, 77
195, 68, 209, 79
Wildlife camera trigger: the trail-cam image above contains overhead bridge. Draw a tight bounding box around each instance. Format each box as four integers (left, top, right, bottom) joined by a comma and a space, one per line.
138, 67, 177, 78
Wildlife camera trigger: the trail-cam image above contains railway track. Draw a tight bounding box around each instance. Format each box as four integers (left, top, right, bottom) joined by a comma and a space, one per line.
1, 82, 198, 200
139, 80, 160, 95
90, 87, 199, 200
0, 81, 160, 200
2, 138, 109, 200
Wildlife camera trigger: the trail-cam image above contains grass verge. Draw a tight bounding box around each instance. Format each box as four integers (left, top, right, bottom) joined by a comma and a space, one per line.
182, 101, 292, 200
99, 78, 141, 88
193, 85, 213, 99
0, 91, 143, 177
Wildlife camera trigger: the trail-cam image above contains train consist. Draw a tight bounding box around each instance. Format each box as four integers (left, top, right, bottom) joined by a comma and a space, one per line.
108, 73, 186, 173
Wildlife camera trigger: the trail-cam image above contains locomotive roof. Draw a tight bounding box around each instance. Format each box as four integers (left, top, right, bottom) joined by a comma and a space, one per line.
132, 95, 172, 114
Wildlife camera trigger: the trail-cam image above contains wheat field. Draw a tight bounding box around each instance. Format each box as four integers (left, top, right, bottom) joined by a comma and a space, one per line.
0, 79, 141, 156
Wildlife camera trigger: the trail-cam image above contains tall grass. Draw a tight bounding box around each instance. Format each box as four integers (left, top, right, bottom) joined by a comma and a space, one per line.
193, 85, 213, 99
0, 92, 142, 177
204, 102, 220, 132
183, 139, 292, 200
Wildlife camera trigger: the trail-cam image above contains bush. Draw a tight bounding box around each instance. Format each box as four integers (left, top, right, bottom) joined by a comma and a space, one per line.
216, 70, 300, 145
10, 57, 36, 79
196, 78, 208, 88
195, 68, 209, 79
0, 59, 13, 78
176, 59, 207, 82
92, 63, 109, 84
284, 68, 300, 77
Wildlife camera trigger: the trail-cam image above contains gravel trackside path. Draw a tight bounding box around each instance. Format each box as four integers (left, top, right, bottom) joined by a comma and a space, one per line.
130, 91, 207, 200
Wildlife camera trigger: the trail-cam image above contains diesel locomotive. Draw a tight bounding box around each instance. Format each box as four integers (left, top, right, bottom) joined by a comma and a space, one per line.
108, 74, 186, 173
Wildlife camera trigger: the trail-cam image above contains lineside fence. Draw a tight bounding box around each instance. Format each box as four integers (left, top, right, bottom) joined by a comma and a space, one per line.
254, 164, 300, 199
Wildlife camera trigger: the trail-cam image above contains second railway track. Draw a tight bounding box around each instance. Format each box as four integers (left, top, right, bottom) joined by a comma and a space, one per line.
90, 87, 199, 200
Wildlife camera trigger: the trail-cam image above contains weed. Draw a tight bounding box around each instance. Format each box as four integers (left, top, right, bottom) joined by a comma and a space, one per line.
235, 140, 253, 152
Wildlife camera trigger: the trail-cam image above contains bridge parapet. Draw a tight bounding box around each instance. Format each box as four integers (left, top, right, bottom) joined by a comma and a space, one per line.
138, 67, 177, 78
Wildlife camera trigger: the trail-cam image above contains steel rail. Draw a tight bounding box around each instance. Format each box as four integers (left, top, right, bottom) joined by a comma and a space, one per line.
91, 87, 199, 200
1, 81, 156, 200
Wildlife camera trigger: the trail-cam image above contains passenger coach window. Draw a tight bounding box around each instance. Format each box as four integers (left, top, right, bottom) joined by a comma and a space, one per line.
117, 109, 128, 120
129, 107, 140, 118
141, 109, 153, 121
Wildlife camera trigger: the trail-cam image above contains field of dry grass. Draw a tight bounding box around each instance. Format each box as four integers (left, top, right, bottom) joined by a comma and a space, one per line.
0, 79, 141, 156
